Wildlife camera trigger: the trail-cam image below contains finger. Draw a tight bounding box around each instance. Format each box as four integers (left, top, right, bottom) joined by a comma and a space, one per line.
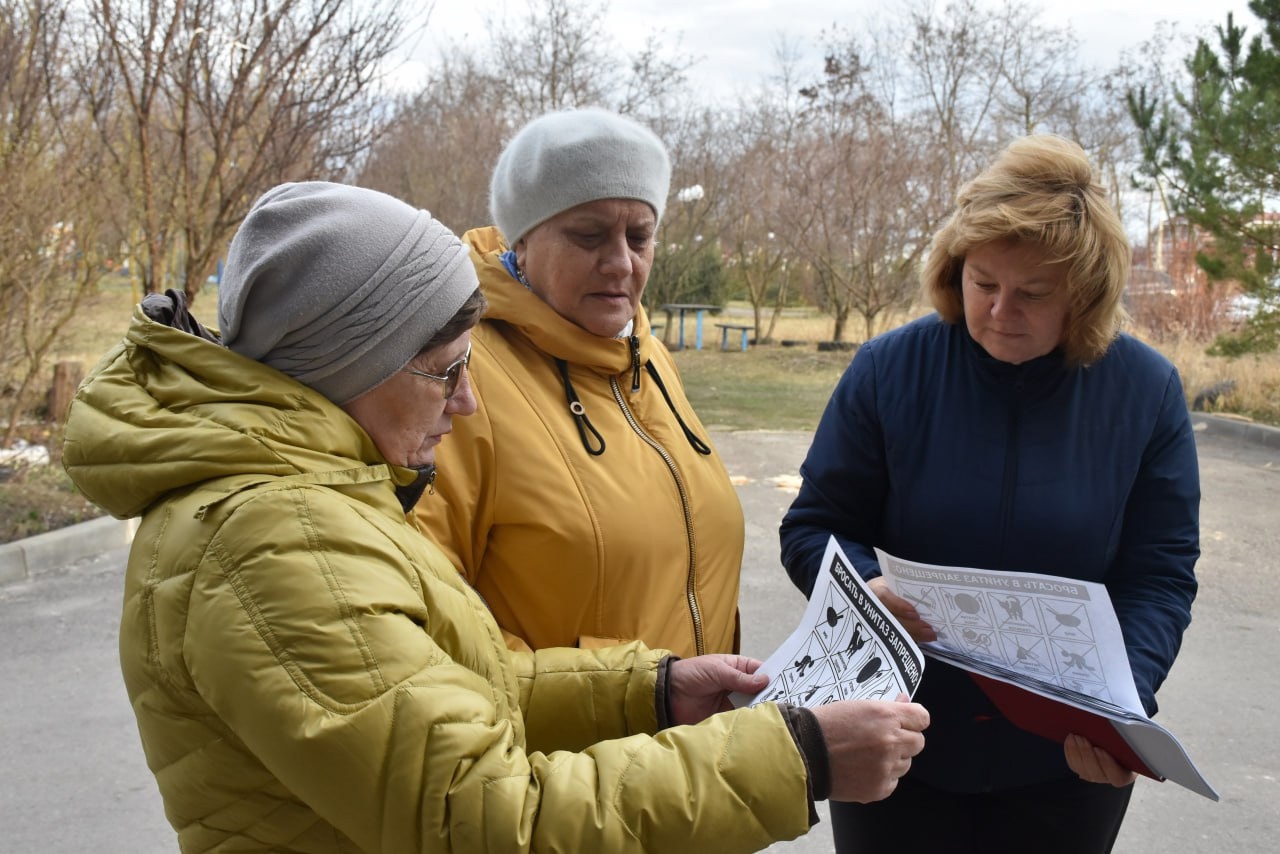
1092, 745, 1138, 787
871, 584, 919, 622
908, 621, 938, 643
888, 600, 919, 623
716, 655, 762, 675
723, 666, 768, 693
900, 703, 930, 731
1065, 734, 1104, 782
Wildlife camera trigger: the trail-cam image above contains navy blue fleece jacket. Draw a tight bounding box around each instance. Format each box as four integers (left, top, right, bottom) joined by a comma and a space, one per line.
780, 314, 1200, 792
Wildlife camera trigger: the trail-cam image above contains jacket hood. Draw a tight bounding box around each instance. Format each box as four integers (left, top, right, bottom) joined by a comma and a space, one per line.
63, 304, 389, 519
463, 226, 659, 374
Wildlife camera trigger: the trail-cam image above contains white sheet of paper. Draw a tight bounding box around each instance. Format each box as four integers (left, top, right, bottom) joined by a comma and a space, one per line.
732, 537, 924, 708
873, 548, 1145, 715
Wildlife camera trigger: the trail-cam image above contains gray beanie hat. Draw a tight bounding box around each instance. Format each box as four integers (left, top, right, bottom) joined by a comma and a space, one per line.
218, 182, 478, 405
490, 107, 671, 244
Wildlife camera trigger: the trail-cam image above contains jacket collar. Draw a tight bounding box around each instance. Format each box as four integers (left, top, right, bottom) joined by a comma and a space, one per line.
63, 306, 412, 520
957, 317, 1069, 385
463, 226, 655, 375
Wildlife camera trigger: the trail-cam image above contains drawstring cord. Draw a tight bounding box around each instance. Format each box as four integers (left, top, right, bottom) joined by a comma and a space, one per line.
556, 358, 606, 456
554, 352, 712, 457
644, 362, 712, 455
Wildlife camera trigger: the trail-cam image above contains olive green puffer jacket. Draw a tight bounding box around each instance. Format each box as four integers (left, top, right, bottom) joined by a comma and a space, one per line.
61, 306, 812, 853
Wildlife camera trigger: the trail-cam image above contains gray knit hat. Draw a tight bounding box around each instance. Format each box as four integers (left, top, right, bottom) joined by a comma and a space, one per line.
217, 182, 478, 405
490, 107, 671, 244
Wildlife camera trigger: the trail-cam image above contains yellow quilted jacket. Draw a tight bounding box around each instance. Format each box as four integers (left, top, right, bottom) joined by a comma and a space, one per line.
417, 227, 744, 658
60, 307, 811, 853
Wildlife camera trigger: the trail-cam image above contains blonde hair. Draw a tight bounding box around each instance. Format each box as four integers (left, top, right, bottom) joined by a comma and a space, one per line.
922, 135, 1130, 366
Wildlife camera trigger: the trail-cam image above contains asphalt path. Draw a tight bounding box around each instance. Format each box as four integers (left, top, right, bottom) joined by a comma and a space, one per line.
1, 423, 1276, 852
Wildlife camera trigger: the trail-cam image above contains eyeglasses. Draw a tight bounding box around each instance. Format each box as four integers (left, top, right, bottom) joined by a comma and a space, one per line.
401, 343, 470, 399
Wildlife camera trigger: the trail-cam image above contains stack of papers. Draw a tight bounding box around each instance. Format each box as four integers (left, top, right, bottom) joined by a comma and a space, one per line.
736, 537, 1218, 801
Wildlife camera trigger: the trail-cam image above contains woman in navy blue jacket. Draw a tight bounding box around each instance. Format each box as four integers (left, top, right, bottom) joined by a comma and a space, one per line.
780, 135, 1200, 853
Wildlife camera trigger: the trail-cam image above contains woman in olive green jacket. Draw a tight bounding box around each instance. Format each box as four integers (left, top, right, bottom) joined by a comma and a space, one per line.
62, 182, 928, 853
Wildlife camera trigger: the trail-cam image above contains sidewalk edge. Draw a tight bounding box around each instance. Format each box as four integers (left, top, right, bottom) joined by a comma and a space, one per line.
1189, 412, 1280, 450
0, 515, 137, 586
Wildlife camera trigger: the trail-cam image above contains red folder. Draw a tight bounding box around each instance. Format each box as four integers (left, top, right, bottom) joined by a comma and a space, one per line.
969, 672, 1158, 779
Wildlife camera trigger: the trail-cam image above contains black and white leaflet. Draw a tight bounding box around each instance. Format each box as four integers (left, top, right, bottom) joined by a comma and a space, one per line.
732, 537, 924, 709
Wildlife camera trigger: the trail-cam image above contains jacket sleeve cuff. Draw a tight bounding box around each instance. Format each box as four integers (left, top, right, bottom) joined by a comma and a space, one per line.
655, 655, 679, 729
778, 703, 830, 825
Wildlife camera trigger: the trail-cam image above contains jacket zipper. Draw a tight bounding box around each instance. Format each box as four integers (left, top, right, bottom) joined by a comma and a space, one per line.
610, 373, 706, 656
996, 376, 1024, 568
630, 334, 642, 392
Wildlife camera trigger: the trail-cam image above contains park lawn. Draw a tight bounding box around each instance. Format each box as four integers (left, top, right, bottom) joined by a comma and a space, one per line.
672, 345, 850, 432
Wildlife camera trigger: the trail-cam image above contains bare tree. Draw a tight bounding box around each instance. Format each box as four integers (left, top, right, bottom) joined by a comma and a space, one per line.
992, 9, 1091, 137
360, 47, 507, 230
0, 0, 113, 444
85, 0, 415, 301
647, 106, 737, 343
490, 0, 693, 124
721, 138, 796, 343
492, 0, 612, 117
896, 0, 1012, 194
784, 38, 942, 343
718, 46, 809, 343
364, 0, 695, 238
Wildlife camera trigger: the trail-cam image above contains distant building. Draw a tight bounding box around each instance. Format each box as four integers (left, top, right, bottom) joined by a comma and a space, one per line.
1127, 212, 1277, 336
1129, 217, 1209, 296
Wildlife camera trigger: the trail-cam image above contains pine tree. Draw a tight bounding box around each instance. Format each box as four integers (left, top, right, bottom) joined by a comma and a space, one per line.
1129, 0, 1280, 354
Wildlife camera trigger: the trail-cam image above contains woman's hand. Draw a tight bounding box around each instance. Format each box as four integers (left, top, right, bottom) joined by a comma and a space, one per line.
668, 655, 768, 725
868, 577, 938, 643
1064, 733, 1139, 787
814, 694, 929, 802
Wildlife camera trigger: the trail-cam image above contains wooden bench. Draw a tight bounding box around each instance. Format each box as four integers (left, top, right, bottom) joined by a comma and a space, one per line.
715, 323, 753, 352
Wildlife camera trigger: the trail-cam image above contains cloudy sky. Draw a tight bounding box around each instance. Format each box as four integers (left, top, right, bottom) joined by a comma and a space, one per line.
401, 0, 1261, 96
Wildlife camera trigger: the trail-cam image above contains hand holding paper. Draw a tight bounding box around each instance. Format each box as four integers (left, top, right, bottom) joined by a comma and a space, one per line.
732, 539, 925, 710
1065, 733, 1139, 788
873, 546, 1218, 801
668, 655, 769, 724
867, 577, 937, 643
813, 696, 929, 802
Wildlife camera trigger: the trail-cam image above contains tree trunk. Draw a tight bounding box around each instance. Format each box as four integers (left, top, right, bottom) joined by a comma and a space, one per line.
47, 361, 84, 425
832, 309, 849, 343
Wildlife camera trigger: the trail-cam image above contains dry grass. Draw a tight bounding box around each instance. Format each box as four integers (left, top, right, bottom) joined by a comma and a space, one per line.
1143, 332, 1280, 422
673, 302, 1280, 431
657, 303, 930, 349
48, 291, 1280, 428
53, 274, 140, 366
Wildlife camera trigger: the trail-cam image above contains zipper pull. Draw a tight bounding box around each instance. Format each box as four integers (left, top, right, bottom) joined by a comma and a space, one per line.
630, 335, 641, 392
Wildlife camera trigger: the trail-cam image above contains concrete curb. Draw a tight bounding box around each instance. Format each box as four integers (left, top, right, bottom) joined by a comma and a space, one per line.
1190, 412, 1280, 450
0, 515, 137, 586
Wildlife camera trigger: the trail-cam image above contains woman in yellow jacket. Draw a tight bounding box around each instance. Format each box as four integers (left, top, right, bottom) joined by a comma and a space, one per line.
63, 181, 928, 852
419, 107, 742, 657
